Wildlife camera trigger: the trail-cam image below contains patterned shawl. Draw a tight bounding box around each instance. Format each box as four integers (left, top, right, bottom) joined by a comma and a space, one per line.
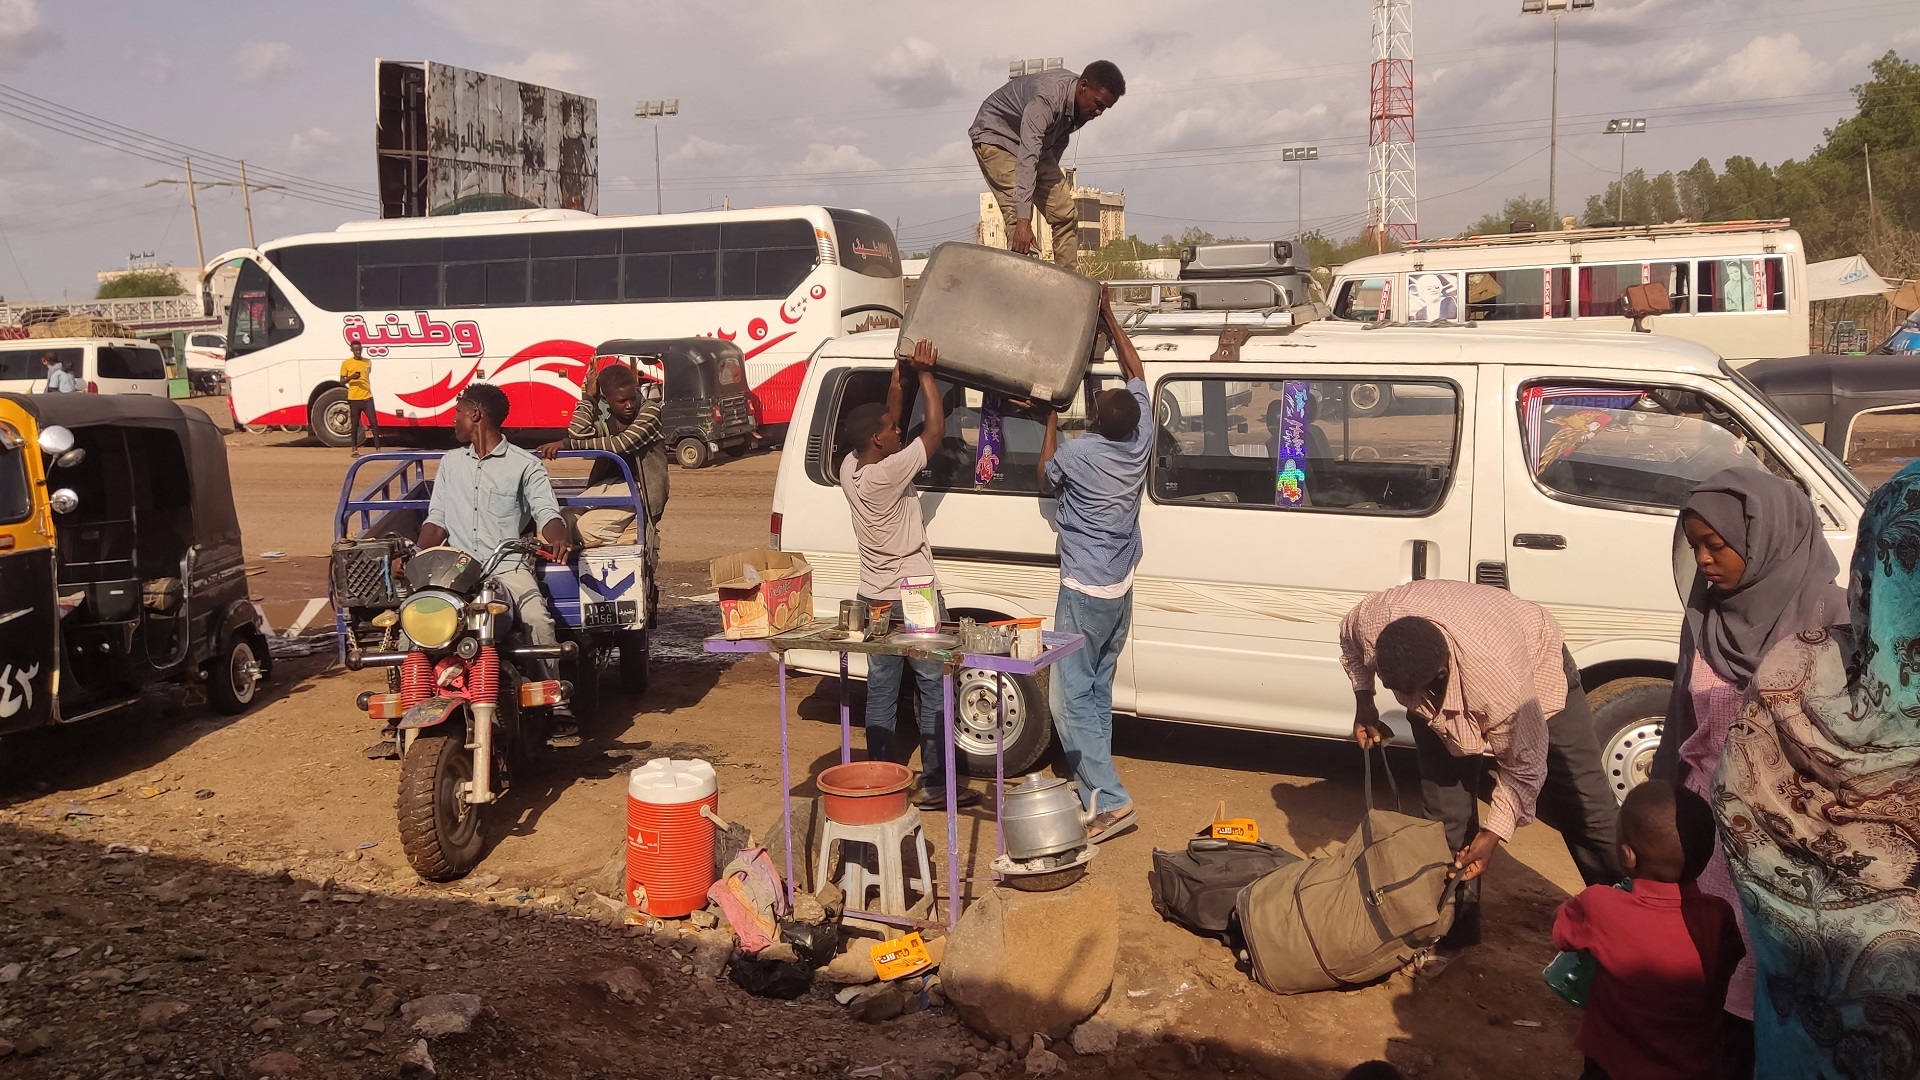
1715, 460, 1920, 1080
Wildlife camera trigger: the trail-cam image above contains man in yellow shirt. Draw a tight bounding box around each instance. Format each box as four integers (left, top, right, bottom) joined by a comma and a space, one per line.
339, 341, 380, 457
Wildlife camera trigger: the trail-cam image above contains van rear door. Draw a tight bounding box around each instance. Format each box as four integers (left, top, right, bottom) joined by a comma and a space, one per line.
93, 343, 168, 396
1130, 367, 1477, 736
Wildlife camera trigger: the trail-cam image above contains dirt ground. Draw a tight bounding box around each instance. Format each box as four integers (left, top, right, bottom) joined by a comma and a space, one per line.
0, 412, 1612, 1079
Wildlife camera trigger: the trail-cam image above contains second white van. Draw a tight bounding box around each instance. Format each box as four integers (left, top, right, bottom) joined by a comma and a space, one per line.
769, 318, 1865, 800
0, 338, 170, 397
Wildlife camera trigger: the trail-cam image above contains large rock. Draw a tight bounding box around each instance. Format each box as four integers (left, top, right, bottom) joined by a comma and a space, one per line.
941, 879, 1118, 1043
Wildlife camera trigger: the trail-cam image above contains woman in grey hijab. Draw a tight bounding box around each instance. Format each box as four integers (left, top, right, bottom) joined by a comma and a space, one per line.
1650, 466, 1846, 1074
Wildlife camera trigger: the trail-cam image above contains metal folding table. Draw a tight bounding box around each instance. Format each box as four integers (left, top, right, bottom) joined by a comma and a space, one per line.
703, 626, 1084, 928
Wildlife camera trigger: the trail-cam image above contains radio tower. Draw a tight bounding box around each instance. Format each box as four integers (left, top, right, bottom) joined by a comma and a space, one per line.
1365, 0, 1418, 251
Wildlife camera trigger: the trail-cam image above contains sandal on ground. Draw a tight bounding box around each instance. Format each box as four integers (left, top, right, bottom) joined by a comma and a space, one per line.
362, 739, 399, 761
1086, 806, 1138, 844
913, 785, 983, 810
547, 718, 582, 748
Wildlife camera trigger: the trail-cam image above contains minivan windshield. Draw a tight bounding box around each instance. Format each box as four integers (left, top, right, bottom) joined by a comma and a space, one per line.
1723, 360, 1869, 501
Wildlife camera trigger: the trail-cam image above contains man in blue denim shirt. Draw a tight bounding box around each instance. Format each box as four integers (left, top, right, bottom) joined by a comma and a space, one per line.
1037, 291, 1149, 842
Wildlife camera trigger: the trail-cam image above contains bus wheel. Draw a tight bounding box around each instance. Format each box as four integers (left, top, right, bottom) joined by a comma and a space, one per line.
311, 387, 355, 448
674, 438, 712, 470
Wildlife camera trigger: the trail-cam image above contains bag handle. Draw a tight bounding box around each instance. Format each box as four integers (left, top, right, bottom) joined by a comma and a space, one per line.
1361, 743, 1403, 815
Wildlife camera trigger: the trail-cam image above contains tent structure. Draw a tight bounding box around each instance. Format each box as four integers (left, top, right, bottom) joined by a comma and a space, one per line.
1807, 255, 1894, 301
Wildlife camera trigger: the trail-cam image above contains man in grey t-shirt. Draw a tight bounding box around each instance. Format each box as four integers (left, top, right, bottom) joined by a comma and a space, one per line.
968, 60, 1126, 267
840, 339, 980, 810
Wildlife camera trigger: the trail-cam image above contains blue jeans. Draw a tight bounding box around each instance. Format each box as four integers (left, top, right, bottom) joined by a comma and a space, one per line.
1050, 587, 1134, 814
860, 595, 950, 786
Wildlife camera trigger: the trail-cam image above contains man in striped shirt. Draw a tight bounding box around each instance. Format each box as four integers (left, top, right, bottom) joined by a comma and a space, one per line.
1340, 579, 1619, 949
540, 362, 668, 560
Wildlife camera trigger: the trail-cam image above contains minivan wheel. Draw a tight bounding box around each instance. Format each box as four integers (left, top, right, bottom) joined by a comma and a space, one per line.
1348, 382, 1392, 418
953, 669, 1052, 778
675, 437, 712, 470
311, 387, 355, 448
1589, 677, 1670, 804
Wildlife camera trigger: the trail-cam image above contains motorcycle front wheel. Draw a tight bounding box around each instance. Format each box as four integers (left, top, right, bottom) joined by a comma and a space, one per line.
397, 730, 486, 881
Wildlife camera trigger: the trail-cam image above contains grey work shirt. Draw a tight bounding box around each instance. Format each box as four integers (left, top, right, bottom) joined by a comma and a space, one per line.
968, 68, 1083, 222
425, 439, 562, 572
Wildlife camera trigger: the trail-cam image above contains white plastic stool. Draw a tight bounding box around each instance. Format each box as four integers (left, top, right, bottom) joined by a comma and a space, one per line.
815, 808, 935, 935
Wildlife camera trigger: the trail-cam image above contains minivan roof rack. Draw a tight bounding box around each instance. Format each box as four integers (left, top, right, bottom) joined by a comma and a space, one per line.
1408, 218, 1793, 251
1103, 277, 1324, 334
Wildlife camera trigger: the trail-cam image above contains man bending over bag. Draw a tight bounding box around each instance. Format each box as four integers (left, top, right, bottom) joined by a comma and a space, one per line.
1339, 579, 1619, 950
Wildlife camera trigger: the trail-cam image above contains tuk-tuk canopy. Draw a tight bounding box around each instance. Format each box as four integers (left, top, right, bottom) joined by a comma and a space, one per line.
0, 392, 242, 548
1742, 354, 1920, 457
595, 338, 747, 402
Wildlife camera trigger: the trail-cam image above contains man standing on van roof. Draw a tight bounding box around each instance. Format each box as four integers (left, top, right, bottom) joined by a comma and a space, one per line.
840, 340, 981, 810
1037, 290, 1150, 843
970, 60, 1126, 268
1340, 580, 1619, 951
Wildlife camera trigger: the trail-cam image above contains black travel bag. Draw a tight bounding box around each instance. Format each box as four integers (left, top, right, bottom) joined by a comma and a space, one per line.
1148, 835, 1300, 942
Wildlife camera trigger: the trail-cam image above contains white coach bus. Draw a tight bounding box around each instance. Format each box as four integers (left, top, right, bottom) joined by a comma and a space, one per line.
207, 205, 905, 445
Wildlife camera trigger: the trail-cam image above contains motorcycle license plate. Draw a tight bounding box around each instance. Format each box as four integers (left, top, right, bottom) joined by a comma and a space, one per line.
583, 600, 638, 629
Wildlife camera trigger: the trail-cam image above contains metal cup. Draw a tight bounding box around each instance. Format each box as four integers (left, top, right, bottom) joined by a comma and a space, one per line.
840, 600, 866, 633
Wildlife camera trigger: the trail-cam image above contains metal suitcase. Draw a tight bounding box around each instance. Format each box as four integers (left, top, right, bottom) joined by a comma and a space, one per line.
895, 242, 1101, 409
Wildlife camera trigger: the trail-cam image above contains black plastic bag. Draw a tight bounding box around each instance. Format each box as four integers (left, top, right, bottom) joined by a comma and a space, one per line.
779, 919, 840, 968
726, 953, 813, 999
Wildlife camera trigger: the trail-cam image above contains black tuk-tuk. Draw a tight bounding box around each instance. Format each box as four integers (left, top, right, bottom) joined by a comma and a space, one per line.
594, 338, 757, 469
1742, 354, 1920, 486
0, 392, 270, 736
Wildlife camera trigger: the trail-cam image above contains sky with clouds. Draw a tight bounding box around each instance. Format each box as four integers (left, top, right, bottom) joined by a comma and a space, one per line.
0, 0, 1912, 298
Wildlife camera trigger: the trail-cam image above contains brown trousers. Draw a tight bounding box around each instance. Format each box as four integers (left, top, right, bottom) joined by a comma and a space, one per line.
973, 143, 1079, 268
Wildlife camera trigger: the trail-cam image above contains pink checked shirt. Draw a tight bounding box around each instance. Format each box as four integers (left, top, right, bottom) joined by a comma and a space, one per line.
1339, 580, 1568, 840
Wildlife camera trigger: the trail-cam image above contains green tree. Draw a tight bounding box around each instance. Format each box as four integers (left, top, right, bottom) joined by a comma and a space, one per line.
1465, 195, 1554, 237
96, 270, 185, 299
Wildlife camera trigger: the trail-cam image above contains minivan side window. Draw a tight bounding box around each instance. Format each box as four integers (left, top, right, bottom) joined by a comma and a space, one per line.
1519, 381, 1790, 509
1152, 378, 1460, 515
98, 345, 167, 381
807, 369, 1110, 493
0, 347, 74, 382
1334, 277, 1391, 322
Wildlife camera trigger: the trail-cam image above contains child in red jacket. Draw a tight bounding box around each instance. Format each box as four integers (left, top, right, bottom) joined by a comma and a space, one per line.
1552, 779, 1745, 1080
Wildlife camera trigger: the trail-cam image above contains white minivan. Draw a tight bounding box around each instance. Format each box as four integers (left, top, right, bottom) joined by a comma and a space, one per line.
769, 319, 1867, 799
0, 338, 169, 396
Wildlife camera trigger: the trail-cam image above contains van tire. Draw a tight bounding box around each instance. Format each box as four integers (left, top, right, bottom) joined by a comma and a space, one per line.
1589, 677, 1669, 805
675, 438, 711, 470
209, 630, 264, 715
311, 387, 355, 448
953, 668, 1052, 778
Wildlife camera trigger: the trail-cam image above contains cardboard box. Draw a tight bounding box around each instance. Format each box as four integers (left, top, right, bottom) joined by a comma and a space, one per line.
710, 547, 813, 639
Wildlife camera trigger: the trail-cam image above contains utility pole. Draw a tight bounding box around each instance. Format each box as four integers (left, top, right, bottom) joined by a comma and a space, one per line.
239, 160, 256, 248
1605, 118, 1645, 221
183, 157, 204, 271
1865, 143, 1877, 245
1523, 0, 1595, 229
635, 100, 681, 215
1283, 146, 1318, 239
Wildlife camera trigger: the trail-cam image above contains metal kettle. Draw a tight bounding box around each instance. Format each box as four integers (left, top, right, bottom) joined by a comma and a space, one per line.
1001, 773, 1087, 860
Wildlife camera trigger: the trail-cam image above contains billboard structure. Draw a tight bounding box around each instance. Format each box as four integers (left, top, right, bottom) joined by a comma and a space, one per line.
375, 60, 598, 218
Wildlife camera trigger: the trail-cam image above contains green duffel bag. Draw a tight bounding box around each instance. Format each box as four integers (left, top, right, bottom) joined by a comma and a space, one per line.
1235, 747, 1459, 994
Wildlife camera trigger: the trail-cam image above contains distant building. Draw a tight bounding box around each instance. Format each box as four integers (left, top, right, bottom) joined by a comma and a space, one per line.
975, 168, 1125, 264
95, 264, 199, 296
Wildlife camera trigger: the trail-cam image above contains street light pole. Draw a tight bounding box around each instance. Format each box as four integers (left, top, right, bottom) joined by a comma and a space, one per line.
1605, 117, 1647, 222
1283, 146, 1318, 238
1522, 0, 1594, 229
635, 100, 681, 215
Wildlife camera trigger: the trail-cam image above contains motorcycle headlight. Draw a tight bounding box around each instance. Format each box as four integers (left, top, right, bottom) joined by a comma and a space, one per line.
399, 592, 461, 652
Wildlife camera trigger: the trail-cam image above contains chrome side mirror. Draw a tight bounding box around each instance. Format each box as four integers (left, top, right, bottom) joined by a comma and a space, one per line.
53, 448, 84, 469
48, 488, 78, 514
37, 425, 73, 455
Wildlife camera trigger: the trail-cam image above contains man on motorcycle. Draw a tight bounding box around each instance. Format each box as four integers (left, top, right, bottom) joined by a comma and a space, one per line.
417, 382, 579, 741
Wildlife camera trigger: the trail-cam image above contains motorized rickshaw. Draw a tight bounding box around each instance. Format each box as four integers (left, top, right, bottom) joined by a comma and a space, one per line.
595, 338, 758, 469
0, 393, 270, 737
1742, 354, 1920, 486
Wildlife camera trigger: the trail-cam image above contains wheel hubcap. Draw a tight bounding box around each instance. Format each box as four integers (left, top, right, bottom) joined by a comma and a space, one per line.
1605, 719, 1663, 803
953, 668, 1025, 759
323, 403, 353, 439
232, 643, 259, 702
1351, 384, 1382, 411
